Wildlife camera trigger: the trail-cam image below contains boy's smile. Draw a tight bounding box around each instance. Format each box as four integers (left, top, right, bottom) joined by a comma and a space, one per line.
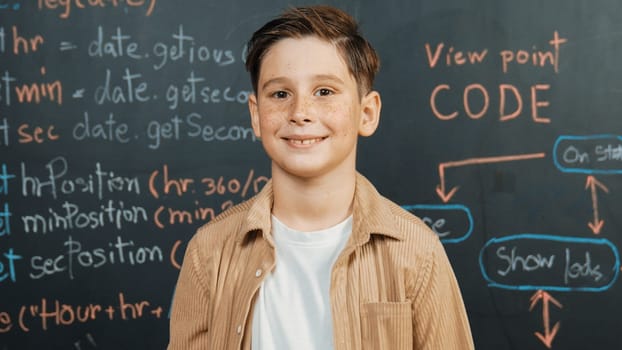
248, 36, 380, 181
284, 136, 327, 147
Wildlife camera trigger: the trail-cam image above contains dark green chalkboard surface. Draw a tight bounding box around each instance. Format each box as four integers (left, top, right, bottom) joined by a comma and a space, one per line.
2, 1, 621, 349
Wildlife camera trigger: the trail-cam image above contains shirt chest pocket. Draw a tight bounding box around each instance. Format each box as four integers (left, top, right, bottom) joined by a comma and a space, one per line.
360, 301, 413, 350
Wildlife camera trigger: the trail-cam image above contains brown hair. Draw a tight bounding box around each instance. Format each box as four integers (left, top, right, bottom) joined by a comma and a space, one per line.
245, 5, 380, 96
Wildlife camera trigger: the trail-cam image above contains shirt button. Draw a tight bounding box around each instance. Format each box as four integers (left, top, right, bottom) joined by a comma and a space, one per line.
236, 325, 242, 334
255, 268, 263, 277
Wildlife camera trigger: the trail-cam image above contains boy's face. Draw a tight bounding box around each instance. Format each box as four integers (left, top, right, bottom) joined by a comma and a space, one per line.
248, 36, 380, 180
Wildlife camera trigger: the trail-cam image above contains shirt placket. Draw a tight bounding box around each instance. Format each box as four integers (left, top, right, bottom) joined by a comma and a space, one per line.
330, 238, 363, 350
231, 236, 275, 349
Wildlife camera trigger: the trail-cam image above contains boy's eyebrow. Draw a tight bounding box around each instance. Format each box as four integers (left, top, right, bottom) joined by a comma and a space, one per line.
260, 74, 346, 91
260, 77, 289, 91
313, 74, 346, 85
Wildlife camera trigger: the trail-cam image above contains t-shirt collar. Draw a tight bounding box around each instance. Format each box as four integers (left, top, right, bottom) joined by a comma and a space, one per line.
237, 173, 404, 245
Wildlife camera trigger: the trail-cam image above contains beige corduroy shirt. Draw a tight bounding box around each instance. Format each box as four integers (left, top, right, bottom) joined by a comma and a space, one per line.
168, 173, 474, 349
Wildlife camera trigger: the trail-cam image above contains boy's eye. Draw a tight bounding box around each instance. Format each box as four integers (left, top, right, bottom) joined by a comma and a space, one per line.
272, 91, 289, 99
315, 88, 333, 97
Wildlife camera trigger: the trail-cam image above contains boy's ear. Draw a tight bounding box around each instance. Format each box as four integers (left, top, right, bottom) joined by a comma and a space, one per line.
358, 91, 381, 137
248, 93, 261, 138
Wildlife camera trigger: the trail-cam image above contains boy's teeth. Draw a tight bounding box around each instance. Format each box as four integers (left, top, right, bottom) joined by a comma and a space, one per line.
291, 138, 322, 145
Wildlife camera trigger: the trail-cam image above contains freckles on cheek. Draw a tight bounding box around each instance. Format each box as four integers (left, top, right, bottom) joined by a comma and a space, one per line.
259, 105, 283, 127
324, 105, 347, 120
267, 119, 281, 132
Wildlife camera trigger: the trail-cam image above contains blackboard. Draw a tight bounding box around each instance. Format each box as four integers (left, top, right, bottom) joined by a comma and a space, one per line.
2, 1, 621, 349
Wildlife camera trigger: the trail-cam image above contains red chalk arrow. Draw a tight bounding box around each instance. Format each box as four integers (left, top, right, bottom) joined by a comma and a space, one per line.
585, 176, 609, 234
435, 153, 546, 203
529, 290, 563, 349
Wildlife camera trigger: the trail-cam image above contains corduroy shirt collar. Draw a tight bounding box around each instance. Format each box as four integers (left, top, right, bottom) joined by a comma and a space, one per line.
236, 173, 404, 246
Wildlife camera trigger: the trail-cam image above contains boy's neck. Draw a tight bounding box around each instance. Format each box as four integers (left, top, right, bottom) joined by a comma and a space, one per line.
271, 166, 356, 232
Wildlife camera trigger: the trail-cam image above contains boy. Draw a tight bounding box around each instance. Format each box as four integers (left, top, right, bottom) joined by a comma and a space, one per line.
169, 5, 474, 350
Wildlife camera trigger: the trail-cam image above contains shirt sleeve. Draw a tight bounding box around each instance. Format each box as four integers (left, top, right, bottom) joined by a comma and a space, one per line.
411, 239, 475, 350
168, 237, 212, 350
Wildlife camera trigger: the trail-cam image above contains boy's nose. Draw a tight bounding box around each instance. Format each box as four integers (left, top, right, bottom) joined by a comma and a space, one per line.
290, 96, 313, 125
290, 114, 313, 125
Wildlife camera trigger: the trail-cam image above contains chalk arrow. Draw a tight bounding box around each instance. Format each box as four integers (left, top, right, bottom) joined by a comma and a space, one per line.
529, 290, 563, 349
435, 152, 546, 203
585, 176, 609, 234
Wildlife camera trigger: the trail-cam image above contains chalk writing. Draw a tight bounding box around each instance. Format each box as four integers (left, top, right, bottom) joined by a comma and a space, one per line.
21, 157, 140, 200
564, 248, 603, 284
151, 25, 236, 70
424, 31, 567, 74
554, 134, 622, 174
94, 68, 150, 105
86, 25, 238, 70
148, 166, 267, 200
145, 113, 256, 150
169, 240, 183, 270
0, 164, 15, 196
15, 67, 62, 105
21, 200, 147, 234
37, 0, 157, 19
17, 122, 59, 144
0, 69, 62, 106
0, 310, 11, 333
69, 111, 257, 147
496, 246, 556, 276
0, 248, 21, 284
480, 234, 620, 292
88, 26, 144, 59
0, 71, 15, 106
73, 333, 97, 350
425, 32, 566, 124
0, 2, 20, 11
153, 200, 233, 229
500, 31, 567, 73
30, 236, 163, 280
0, 165, 10, 238
402, 204, 473, 243
429, 83, 551, 123
2, 292, 162, 334
72, 112, 130, 143
165, 71, 250, 109
0, 203, 10, 237
148, 167, 267, 228
0, 118, 8, 146
425, 43, 487, 68
7, 26, 44, 55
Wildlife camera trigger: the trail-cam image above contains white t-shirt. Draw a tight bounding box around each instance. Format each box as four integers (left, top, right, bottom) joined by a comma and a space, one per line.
251, 215, 353, 350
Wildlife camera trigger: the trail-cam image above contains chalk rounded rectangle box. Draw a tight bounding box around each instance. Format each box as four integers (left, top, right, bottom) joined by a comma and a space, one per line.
553, 134, 622, 174
479, 233, 620, 292
402, 204, 473, 244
